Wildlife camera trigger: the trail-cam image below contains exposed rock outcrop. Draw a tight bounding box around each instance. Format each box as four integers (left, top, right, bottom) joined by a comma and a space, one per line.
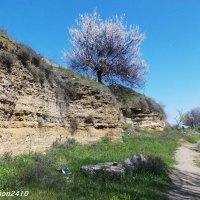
0, 61, 122, 155
0, 32, 165, 155
111, 86, 166, 131
123, 109, 165, 131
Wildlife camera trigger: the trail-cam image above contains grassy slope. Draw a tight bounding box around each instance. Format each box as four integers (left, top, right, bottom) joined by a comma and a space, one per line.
0, 130, 183, 200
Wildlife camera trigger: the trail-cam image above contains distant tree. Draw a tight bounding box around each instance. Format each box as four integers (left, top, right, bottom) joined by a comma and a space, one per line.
184, 107, 200, 128
65, 11, 147, 88
174, 110, 185, 129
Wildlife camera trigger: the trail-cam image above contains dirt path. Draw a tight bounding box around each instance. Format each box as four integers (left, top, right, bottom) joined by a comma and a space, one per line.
168, 141, 200, 200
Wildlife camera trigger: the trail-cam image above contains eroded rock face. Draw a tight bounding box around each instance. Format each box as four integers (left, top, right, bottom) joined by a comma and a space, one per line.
0, 64, 121, 130
123, 108, 165, 131
0, 35, 166, 155
0, 60, 122, 155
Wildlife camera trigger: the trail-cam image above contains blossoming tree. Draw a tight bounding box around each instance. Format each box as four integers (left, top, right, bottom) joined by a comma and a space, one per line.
65, 11, 147, 88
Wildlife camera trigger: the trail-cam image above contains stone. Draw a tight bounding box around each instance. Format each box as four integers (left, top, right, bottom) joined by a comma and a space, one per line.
81, 162, 125, 179
81, 154, 149, 179
123, 154, 147, 170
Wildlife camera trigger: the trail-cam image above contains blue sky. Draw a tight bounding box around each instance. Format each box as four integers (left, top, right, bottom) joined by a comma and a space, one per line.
1, 0, 200, 124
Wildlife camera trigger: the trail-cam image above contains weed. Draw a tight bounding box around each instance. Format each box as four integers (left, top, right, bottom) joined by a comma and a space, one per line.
1, 152, 12, 163
185, 134, 200, 143
70, 118, 78, 134
100, 136, 112, 143
37, 117, 44, 128
84, 115, 93, 124
122, 123, 133, 131
0, 28, 8, 37
196, 127, 200, 133
17, 43, 41, 66
144, 156, 167, 175
0, 51, 15, 72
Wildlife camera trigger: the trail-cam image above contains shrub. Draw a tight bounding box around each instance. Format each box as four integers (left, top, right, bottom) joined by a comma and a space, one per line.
185, 135, 200, 143
197, 127, 200, 133
70, 118, 78, 134
31, 52, 41, 66
16, 154, 66, 190
0, 28, 8, 37
100, 136, 111, 143
0, 51, 15, 72
123, 123, 133, 131
26, 65, 45, 83
55, 86, 65, 99
54, 138, 77, 150
1, 152, 12, 163
37, 117, 43, 128
142, 156, 167, 175
84, 115, 93, 124
17, 45, 31, 64
146, 98, 166, 119
44, 67, 54, 80
67, 138, 76, 145
17, 43, 41, 66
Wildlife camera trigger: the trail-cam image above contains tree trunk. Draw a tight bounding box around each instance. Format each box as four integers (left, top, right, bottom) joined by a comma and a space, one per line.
97, 70, 102, 83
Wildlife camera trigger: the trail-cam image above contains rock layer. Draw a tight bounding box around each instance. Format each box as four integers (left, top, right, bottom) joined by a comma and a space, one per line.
0, 33, 165, 155
0, 61, 122, 155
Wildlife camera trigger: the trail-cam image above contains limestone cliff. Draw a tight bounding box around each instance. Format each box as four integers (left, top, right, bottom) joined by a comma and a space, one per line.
0, 31, 165, 155
110, 86, 166, 131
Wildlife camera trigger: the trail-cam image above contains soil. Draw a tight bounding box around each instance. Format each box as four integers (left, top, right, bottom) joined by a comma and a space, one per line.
168, 141, 200, 200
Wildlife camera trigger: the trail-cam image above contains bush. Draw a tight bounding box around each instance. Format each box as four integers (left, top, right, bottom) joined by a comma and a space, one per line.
146, 98, 166, 120
70, 118, 78, 134
55, 86, 65, 98
0, 51, 15, 72
37, 117, 44, 128
31, 52, 41, 66
142, 156, 167, 175
26, 65, 45, 83
100, 136, 111, 143
0, 28, 8, 37
54, 74, 76, 100
185, 134, 200, 143
84, 115, 93, 124
17, 45, 31, 64
17, 43, 41, 66
16, 154, 66, 190
1, 152, 12, 163
139, 100, 149, 111
67, 138, 76, 145
123, 123, 132, 131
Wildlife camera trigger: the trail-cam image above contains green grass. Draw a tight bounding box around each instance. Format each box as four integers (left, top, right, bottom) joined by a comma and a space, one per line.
195, 160, 200, 168
0, 131, 181, 200
54, 66, 110, 93
184, 134, 200, 143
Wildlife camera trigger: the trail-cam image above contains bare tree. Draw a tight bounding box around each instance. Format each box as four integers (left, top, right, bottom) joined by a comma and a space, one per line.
174, 110, 185, 129
184, 107, 200, 128
65, 11, 147, 88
